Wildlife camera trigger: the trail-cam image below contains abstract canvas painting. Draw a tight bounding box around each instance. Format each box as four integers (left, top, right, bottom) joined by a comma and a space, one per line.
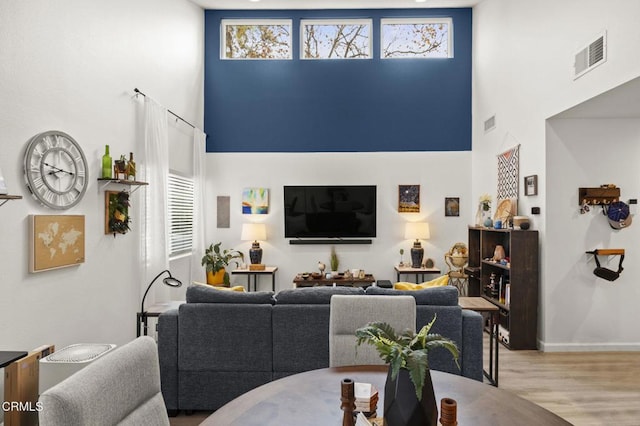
242, 188, 269, 214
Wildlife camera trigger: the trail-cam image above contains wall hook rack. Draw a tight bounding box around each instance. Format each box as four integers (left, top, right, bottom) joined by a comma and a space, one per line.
578, 186, 620, 207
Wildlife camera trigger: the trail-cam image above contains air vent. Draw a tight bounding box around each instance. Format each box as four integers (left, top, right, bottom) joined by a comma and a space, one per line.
484, 115, 496, 133
574, 32, 606, 80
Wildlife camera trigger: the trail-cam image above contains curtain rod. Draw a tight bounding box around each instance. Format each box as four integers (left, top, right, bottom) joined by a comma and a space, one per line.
134, 88, 196, 130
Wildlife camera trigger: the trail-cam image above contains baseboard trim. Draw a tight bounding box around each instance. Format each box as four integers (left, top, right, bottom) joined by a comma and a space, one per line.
539, 341, 640, 352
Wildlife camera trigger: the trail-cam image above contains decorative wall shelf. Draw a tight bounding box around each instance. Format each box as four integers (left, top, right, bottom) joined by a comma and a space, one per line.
97, 178, 148, 194
0, 194, 23, 207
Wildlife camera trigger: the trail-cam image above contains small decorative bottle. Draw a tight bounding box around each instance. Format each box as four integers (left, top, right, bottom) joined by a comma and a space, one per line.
126, 152, 136, 181
102, 145, 112, 179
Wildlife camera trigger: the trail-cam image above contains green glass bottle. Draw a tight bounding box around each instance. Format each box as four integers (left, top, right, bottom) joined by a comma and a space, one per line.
126, 152, 136, 181
102, 145, 112, 179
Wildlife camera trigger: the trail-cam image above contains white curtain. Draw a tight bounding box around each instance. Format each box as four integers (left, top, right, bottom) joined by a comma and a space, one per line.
141, 97, 170, 301
190, 128, 207, 285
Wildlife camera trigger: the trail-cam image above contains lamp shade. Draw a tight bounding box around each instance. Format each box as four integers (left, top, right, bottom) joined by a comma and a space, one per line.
241, 223, 267, 241
404, 222, 430, 240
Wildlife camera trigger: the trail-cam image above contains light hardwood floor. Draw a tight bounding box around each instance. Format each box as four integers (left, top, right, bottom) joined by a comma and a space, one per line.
169, 340, 640, 426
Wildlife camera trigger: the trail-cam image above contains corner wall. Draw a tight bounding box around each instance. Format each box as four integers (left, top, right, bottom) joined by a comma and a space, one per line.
0, 0, 203, 410
473, 0, 640, 350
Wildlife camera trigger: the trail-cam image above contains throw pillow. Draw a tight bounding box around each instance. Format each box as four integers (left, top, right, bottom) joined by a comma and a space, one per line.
186, 284, 274, 304
365, 285, 458, 306
275, 286, 365, 304
393, 275, 449, 291
192, 281, 245, 292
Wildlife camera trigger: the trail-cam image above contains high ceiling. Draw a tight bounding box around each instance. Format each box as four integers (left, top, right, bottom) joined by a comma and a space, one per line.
189, 0, 481, 10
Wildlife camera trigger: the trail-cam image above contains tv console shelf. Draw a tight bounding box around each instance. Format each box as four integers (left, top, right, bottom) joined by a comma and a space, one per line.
289, 239, 372, 245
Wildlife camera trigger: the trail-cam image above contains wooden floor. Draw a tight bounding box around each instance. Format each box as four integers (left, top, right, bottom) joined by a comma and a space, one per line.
169, 339, 640, 426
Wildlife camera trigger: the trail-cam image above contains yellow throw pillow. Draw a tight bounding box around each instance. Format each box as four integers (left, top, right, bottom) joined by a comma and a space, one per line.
394, 282, 423, 291
213, 285, 245, 292
420, 274, 449, 288
393, 275, 449, 291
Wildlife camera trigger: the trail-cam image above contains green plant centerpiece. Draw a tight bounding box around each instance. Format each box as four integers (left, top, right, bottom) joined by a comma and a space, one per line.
201, 242, 244, 286
356, 315, 459, 426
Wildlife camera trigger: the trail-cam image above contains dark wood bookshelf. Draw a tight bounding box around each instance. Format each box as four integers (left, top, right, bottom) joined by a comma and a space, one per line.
468, 226, 539, 350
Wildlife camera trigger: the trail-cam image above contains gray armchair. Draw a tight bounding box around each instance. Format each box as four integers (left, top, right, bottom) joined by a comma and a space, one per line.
38, 336, 169, 426
329, 294, 416, 367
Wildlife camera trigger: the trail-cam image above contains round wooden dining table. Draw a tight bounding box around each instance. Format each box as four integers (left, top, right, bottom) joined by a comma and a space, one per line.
201, 365, 571, 425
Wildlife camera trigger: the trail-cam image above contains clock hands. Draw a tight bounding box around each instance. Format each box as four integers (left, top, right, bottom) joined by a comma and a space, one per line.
43, 162, 75, 176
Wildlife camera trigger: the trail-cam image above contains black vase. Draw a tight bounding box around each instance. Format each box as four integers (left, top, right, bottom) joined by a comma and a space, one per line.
384, 367, 438, 426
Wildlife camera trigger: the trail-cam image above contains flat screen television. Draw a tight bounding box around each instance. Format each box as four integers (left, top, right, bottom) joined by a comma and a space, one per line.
284, 185, 377, 238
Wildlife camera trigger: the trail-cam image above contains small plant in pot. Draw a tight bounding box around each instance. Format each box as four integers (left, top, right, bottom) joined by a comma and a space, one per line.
201, 242, 244, 286
356, 315, 459, 426
330, 246, 340, 277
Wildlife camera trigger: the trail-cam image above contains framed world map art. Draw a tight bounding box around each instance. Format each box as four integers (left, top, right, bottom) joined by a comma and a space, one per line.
30, 215, 85, 273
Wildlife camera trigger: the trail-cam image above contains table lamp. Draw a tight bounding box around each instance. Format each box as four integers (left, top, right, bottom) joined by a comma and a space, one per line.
138, 270, 182, 336
241, 223, 267, 268
405, 222, 430, 268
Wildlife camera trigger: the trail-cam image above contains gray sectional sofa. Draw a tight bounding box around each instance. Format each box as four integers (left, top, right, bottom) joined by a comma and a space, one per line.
157, 284, 483, 413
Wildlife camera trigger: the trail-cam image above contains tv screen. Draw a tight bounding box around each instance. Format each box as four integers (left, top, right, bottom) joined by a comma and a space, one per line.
284, 185, 377, 238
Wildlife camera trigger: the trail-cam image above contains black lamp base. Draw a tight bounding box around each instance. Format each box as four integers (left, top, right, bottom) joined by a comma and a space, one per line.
249, 241, 263, 264
410, 241, 424, 268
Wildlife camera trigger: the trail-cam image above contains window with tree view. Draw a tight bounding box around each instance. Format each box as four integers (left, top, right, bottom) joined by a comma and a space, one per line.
222, 19, 292, 59
381, 18, 453, 59
301, 20, 372, 59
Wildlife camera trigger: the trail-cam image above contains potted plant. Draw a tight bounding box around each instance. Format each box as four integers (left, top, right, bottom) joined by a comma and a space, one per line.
201, 242, 244, 286
330, 246, 340, 277
356, 315, 459, 426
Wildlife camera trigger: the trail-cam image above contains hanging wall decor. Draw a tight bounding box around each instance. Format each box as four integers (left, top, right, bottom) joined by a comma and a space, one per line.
398, 185, 420, 213
445, 197, 460, 217
30, 215, 85, 272
105, 191, 130, 235
497, 145, 520, 200
242, 188, 269, 214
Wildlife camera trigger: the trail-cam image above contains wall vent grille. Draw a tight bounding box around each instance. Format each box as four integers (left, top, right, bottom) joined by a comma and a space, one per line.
484, 115, 496, 133
574, 32, 606, 80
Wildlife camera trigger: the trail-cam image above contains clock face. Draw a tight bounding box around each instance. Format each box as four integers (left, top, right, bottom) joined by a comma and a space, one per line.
23, 131, 88, 209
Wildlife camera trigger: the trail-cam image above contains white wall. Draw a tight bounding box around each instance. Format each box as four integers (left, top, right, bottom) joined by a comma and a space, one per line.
0, 0, 203, 406
473, 0, 640, 350
546, 118, 640, 350
202, 152, 472, 290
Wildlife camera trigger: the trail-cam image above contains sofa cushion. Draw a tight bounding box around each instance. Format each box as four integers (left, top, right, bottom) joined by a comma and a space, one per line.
365, 285, 458, 306
275, 286, 365, 305
186, 285, 273, 304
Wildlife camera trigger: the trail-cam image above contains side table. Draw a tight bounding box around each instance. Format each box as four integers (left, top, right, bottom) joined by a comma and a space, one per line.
394, 265, 441, 283
137, 300, 184, 337
459, 296, 499, 386
0, 351, 28, 369
231, 266, 278, 292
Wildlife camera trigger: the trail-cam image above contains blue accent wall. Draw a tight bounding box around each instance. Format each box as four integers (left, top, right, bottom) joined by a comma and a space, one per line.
204, 9, 472, 152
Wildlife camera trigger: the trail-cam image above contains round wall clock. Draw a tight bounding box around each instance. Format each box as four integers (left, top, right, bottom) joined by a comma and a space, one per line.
23, 130, 88, 209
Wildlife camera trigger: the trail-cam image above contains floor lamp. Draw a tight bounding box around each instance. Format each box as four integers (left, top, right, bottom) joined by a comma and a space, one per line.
137, 270, 182, 337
